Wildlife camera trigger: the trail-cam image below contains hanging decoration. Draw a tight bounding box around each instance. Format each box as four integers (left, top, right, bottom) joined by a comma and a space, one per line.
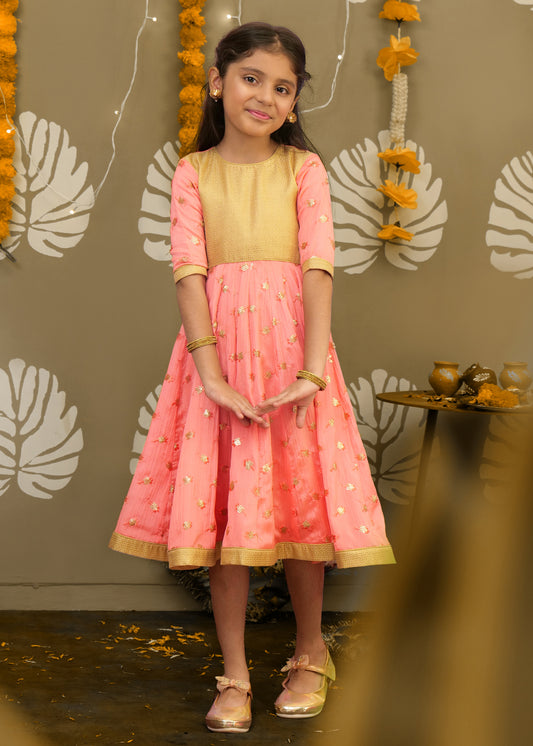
0, 0, 18, 254
177, 0, 207, 157
376, 1, 421, 242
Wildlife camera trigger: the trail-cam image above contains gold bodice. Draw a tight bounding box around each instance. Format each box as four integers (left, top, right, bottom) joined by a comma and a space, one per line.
183, 146, 310, 268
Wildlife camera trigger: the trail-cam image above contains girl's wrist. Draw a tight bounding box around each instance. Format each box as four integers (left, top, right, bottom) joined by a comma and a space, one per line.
296, 369, 327, 390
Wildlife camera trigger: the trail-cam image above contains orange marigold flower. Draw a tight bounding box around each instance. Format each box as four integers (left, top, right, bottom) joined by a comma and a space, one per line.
378, 147, 421, 174
180, 26, 206, 49
179, 84, 204, 107
179, 0, 205, 9
180, 66, 206, 87
179, 7, 206, 27
377, 35, 419, 81
378, 224, 414, 241
178, 127, 198, 157
377, 179, 418, 209
178, 104, 201, 127
379, 1, 421, 22
178, 49, 205, 67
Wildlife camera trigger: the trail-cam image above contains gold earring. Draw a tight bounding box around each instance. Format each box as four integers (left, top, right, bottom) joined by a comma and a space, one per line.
210, 88, 222, 100
286, 111, 297, 123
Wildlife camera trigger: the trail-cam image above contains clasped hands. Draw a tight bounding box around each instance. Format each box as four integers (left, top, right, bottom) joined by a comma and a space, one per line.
203, 377, 321, 429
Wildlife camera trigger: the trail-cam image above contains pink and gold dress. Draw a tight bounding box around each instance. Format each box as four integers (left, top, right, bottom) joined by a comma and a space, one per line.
109, 145, 395, 570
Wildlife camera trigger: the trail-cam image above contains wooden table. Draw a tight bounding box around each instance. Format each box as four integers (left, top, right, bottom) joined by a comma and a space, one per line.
376, 390, 530, 530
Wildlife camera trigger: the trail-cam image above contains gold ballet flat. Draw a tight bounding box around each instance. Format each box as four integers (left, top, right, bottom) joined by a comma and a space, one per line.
274, 649, 336, 719
205, 675, 252, 733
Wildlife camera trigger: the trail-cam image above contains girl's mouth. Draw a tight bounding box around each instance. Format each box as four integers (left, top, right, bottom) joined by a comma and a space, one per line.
247, 109, 271, 121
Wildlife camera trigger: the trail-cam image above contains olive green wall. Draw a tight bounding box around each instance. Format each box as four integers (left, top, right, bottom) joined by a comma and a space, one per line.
0, 0, 531, 610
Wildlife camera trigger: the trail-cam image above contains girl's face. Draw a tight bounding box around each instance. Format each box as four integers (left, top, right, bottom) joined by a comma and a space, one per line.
209, 49, 299, 144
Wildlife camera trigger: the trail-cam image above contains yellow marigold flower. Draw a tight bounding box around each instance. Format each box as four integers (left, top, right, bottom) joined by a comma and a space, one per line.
377, 179, 418, 209
377, 35, 419, 81
378, 147, 421, 174
379, 1, 421, 22
378, 224, 414, 241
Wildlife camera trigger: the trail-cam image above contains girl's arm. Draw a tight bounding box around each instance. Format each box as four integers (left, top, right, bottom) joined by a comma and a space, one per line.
255, 267, 332, 428
176, 274, 269, 428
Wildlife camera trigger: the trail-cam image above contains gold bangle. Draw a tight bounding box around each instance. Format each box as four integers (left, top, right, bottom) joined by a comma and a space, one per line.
296, 369, 327, 390
186, 335, 217, 353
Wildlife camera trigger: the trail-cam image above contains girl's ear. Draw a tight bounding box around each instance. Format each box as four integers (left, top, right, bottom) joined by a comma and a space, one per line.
208, 66, 223, 94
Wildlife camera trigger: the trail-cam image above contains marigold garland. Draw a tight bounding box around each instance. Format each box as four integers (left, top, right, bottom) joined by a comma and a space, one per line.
177, 0, 206, 157
0, 0, 18, 246
376, 1, 421, 244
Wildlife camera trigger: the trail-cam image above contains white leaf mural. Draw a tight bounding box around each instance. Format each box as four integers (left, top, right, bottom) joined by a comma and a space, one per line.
349, 369, 425, 504
2, 111, 94, 259
129, 384, 163, 475
138, 140, 180, 263
486, 150, 533, 280
0, 359, 83, 499
329, 130, 448, 273
513, 1, 533, 8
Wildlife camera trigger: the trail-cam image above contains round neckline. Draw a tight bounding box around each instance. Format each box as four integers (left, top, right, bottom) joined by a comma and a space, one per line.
211, 144, 281, 165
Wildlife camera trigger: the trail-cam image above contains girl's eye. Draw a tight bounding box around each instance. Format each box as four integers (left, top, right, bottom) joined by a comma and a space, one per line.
244, 76, 257, 84
276, 86, 289, 95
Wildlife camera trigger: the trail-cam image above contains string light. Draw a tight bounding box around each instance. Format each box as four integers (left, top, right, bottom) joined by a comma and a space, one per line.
226, 0, 352, 114
226, 1, 242, 24
301, 0, 351, 114
0, 0, 156, 220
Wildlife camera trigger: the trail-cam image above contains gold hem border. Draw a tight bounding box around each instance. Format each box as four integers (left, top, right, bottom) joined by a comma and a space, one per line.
109, 532, 395, 570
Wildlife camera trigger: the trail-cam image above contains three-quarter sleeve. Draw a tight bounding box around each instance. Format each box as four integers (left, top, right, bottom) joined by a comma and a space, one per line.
295, 154, 335, 277
170, 158, 208, 284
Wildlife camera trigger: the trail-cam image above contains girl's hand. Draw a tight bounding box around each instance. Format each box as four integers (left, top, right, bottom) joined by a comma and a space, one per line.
254, 379, 319, 429
204, 378, 270, 428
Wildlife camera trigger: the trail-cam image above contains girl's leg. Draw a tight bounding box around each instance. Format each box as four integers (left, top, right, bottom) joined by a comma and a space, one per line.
282, 559, 328, 693
208, 562, 250, 707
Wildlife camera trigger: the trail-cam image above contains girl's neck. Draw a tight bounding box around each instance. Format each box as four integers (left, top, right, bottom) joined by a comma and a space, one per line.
215, 134, 278, 164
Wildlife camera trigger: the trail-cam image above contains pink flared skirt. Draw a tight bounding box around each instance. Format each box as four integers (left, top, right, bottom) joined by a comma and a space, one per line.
109, 261, 395, 569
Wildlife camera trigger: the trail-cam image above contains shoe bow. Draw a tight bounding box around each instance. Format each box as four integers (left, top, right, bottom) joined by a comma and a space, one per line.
280, 654, 310, 673
215, 676, 251, 693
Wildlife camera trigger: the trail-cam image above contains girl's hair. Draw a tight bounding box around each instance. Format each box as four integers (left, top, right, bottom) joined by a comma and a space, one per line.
194, 22, 316, 153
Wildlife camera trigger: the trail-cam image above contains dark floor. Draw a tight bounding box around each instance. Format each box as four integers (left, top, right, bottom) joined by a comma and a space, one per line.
0, 611, 368, 746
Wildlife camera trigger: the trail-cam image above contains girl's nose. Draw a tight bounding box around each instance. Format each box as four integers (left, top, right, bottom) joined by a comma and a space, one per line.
256, 85, 273, 104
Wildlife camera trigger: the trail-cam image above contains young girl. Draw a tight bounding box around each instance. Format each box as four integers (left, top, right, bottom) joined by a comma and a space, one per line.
109, 21, 395, 734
